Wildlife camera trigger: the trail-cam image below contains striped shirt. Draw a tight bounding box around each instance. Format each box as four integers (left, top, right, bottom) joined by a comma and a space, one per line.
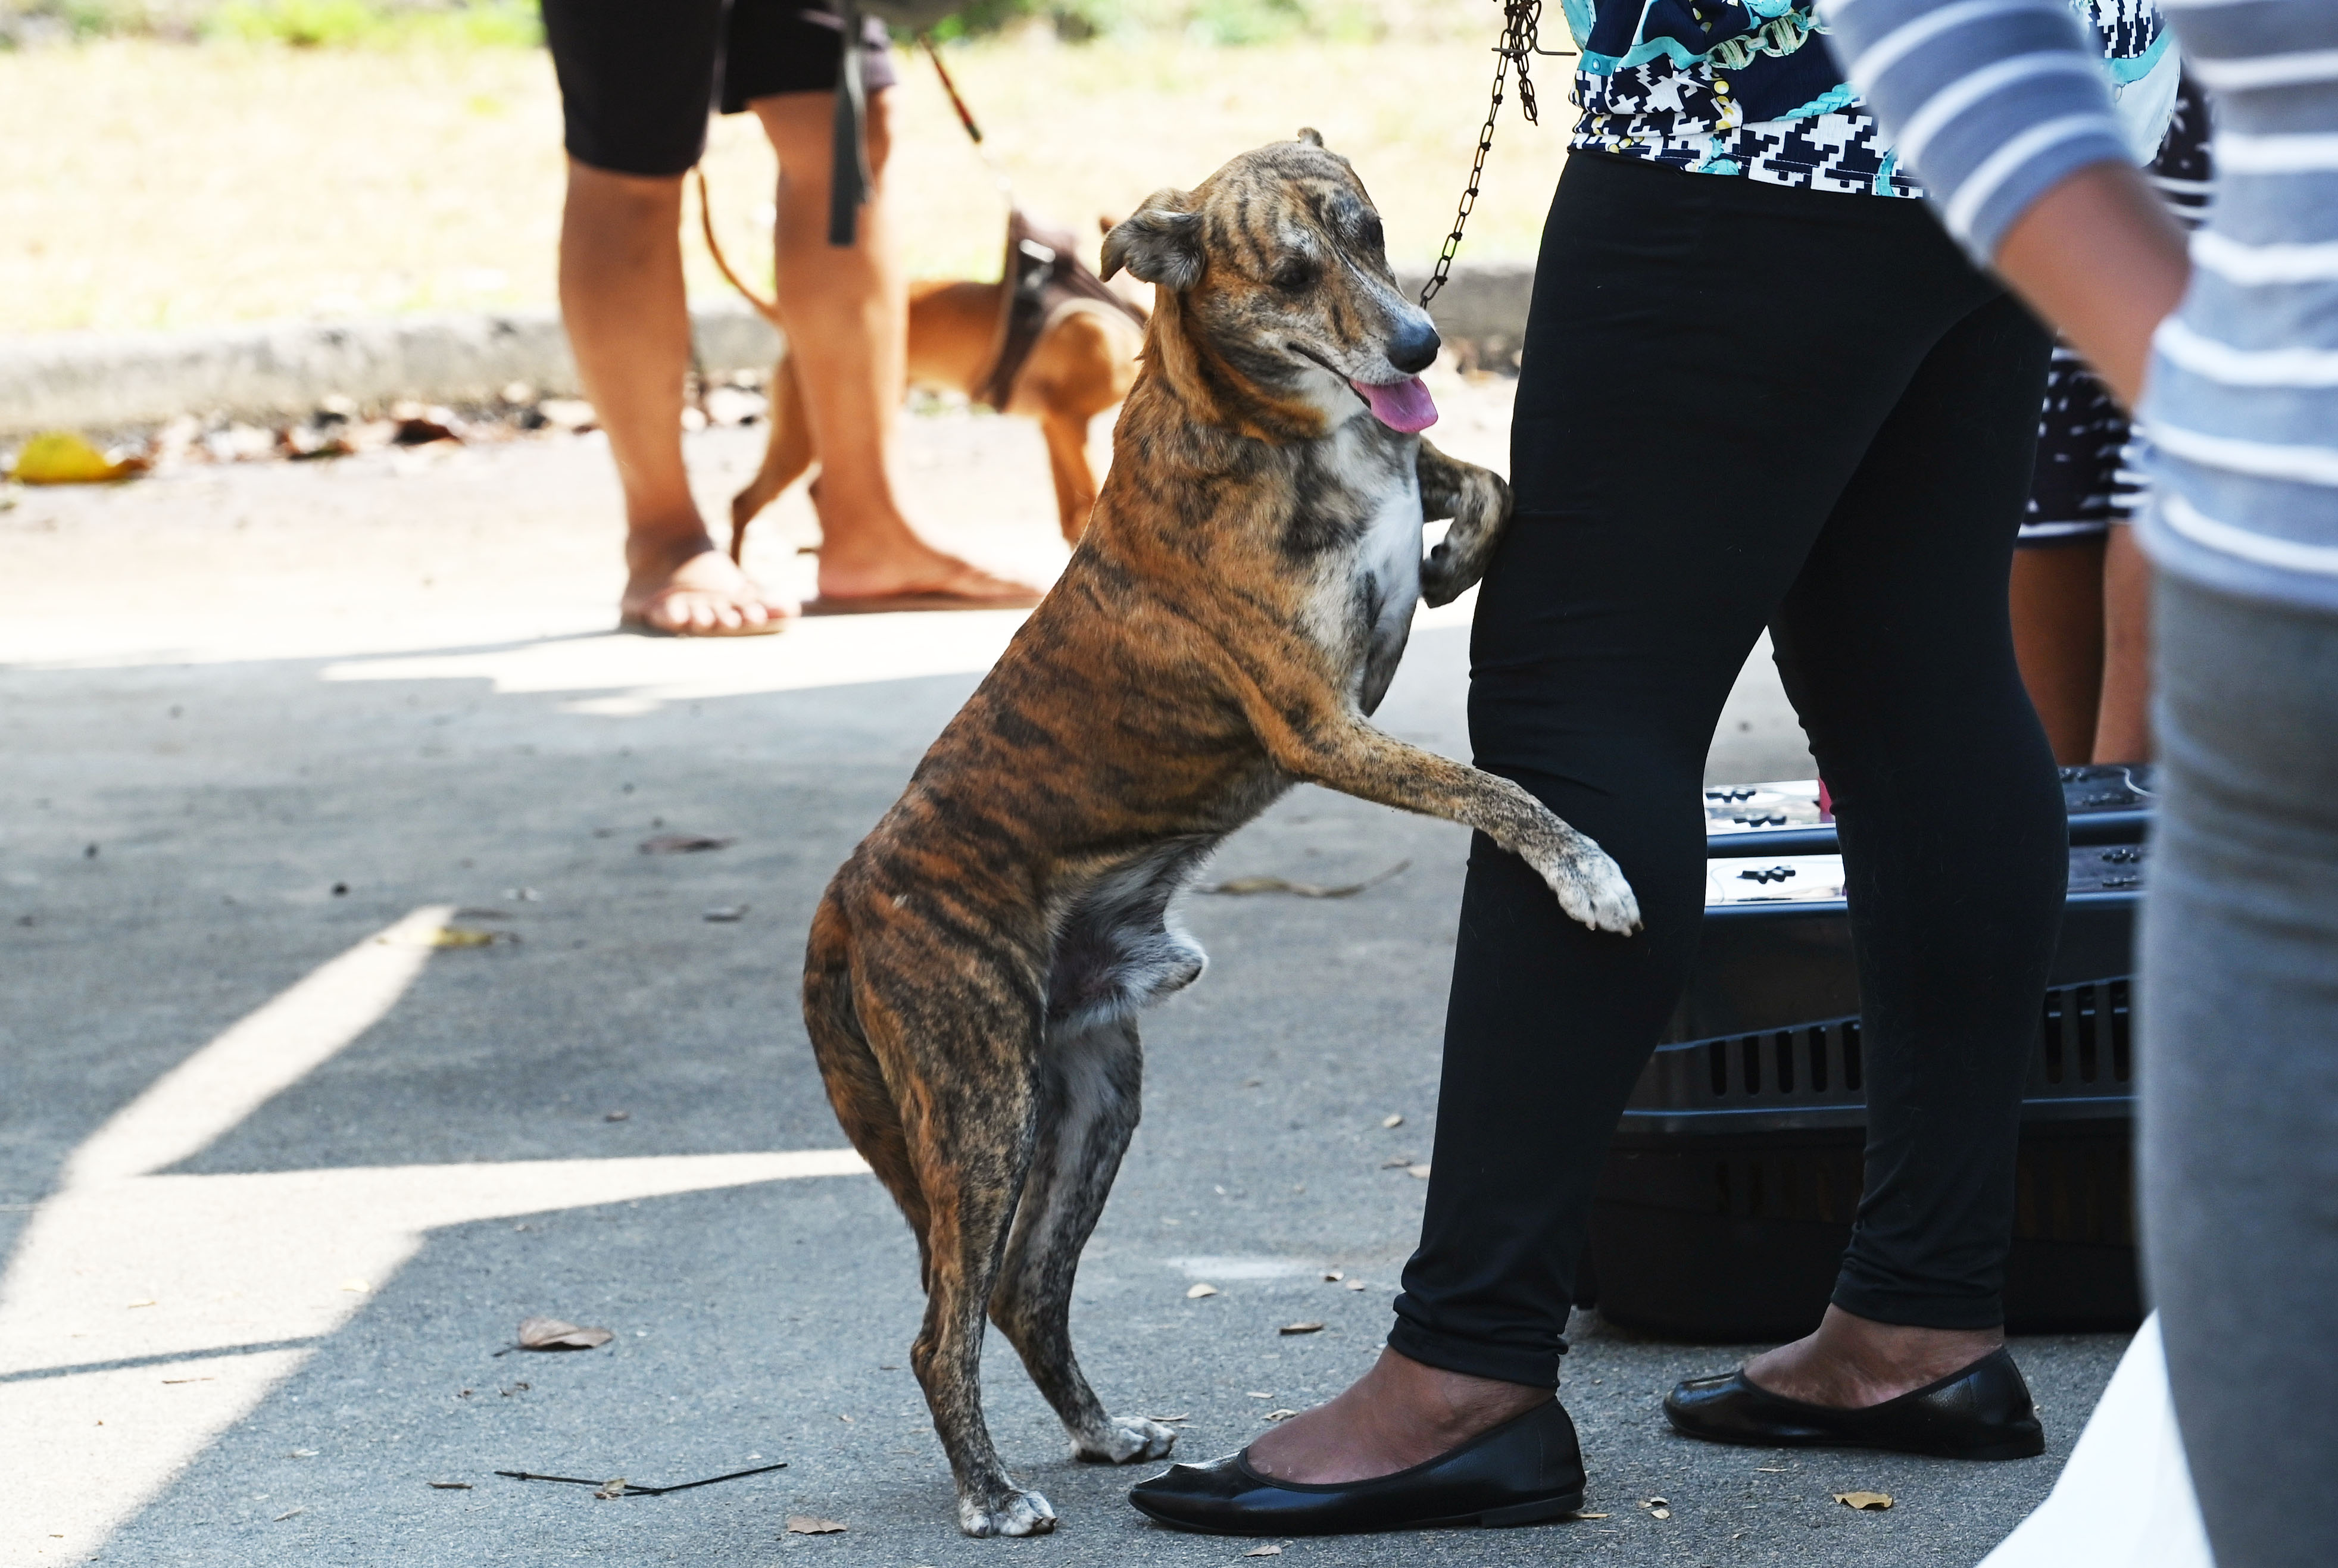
1821, 0, 2338, 613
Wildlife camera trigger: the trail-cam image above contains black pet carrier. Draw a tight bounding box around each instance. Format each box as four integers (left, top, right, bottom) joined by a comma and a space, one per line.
1578, 767, 2152, 1342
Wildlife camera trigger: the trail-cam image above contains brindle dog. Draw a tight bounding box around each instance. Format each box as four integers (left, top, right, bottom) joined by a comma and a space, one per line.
802, 131, 1640, 1537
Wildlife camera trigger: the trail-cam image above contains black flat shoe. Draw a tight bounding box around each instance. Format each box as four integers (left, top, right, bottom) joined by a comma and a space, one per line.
1126, 1399, 1585, 1536
1663, 1346, 2045, 1460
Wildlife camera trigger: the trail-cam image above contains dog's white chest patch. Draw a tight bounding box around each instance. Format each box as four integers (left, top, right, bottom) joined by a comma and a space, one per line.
1300, 422, 1422, 710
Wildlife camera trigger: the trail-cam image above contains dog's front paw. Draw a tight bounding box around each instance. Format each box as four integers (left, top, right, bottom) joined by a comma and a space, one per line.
1535, 844, 1642, 935
959, 1488, 1058, 1538
1419, 542, 1469, 608
1073, 1415, 1178, 1464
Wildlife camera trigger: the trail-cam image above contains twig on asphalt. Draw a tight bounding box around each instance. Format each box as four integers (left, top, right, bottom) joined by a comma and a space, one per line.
494, 1461, 787, 1497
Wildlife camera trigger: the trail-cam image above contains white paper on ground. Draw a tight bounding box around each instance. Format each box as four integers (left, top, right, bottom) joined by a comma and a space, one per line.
1979, 1313, 2214, 1568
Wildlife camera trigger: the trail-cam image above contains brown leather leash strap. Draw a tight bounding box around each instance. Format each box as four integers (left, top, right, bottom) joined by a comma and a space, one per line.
921, 33, 987, 145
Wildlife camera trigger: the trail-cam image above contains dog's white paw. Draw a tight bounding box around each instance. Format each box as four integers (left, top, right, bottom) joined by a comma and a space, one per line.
1072, 1415, 1178, 1464
958, 1488, 1057, 1538
1538, 845, 1641, 935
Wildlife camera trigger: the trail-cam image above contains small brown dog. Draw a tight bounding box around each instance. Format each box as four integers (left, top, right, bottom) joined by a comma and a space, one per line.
701, 185, 1146, 554
801, 132, 1639, 1537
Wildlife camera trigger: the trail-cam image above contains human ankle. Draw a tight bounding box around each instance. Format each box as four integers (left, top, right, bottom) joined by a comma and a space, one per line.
625, 525, 720, 574
1747, 1308, 2003, 1407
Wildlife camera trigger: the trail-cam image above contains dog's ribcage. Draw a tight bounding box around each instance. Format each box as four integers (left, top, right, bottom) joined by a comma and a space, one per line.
1040, 416, 1424, 1042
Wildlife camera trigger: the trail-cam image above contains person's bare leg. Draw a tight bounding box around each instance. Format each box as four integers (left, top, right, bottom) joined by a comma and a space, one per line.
752, 89, 1040, 602
559, 159, 794, 633
2009, 538, 2107, 764
1742, 1304, 2005, 1407
1243, 1348, 1548, 1485
2093, 525, 2153, 762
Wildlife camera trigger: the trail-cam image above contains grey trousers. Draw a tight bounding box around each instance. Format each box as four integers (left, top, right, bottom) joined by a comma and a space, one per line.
2142, 573, 2338, 1568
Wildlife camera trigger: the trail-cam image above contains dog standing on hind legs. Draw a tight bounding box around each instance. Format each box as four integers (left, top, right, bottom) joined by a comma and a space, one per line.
801, 131, 1640, 1538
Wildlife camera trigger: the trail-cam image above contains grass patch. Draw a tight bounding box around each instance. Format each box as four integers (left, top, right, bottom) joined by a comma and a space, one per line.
201, 0, 539, 48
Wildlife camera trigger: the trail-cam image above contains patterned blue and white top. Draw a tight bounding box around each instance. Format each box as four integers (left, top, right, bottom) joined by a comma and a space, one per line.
1560, 0, 2177, 198
1820, 0, 2338, 613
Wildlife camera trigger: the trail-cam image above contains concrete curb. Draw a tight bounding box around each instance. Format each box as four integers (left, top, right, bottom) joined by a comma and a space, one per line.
0, 264, 1532, 436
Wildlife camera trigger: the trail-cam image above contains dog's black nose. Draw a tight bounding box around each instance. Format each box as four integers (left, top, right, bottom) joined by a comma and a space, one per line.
1387, 316, 1441, 376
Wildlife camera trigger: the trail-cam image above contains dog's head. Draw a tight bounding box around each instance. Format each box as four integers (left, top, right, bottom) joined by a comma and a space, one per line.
1101, 130, 1440, 439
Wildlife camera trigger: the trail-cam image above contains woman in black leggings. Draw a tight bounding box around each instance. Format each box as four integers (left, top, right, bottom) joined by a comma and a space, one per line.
1132, 151, 2069, 1539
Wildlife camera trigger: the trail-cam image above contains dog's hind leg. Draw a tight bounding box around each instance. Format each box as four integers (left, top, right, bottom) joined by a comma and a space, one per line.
728, 354, 814, 564
989, 1013, 1176, 1465
803, 894, 932, 1277
848, 947, 1059, 1538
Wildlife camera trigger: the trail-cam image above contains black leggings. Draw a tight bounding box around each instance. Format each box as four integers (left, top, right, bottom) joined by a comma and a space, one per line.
1387, 153, 2067, 1389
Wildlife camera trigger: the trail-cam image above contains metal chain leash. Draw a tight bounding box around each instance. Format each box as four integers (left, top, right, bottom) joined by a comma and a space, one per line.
1419, 0, 1575, 308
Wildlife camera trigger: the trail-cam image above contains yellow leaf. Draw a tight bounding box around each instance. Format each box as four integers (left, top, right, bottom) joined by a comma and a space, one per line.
1834, 1491, 1893, 1511
1186, 1282, 1219, 1298
10, 432, 145, 485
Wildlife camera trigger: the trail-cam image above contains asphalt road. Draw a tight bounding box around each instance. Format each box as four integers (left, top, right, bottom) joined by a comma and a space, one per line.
0, 391, 2120, 1566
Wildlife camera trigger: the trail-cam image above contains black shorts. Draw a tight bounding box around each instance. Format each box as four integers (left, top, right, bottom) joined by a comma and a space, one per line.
542, 0, 897, 179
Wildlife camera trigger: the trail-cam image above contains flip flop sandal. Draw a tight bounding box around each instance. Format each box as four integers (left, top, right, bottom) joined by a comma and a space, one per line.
800, 590, 1044, 616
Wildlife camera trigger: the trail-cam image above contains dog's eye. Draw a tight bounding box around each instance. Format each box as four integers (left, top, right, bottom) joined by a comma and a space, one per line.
1271, 257, 1318, 292
1357, 214, 1385, 252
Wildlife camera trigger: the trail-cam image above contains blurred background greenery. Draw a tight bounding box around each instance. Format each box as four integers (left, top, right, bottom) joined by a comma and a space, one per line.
0, 0, 1573, 333
0, 0, 1492, 49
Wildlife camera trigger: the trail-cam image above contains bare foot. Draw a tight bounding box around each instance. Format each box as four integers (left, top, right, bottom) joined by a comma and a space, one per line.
1244, 1348, 1550, 1485
622, 535, 797, 636
1743, 1305, 2005, 1409
810, 489, 1047, 604
814, 539, 1045, 605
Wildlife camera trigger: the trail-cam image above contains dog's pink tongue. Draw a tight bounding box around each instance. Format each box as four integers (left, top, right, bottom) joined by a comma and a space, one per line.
1353, 376, 1438, 433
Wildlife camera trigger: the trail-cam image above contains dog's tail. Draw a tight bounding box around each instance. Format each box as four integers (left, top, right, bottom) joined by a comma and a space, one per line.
695, 167, 786, 331
803, 885, 934, 1284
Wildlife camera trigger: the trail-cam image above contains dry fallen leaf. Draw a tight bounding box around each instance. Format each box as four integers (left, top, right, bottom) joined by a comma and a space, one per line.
9, 431, 146, 485
424, 926, 510, 948
1263, 1408, 1300, 1421
1571, 1511, 1612, 1519
1406, 1164, 1432, 1179
593, 1479, 629, 1500
639, 833, 735, 855
1144, 1413, 1191, 1423
1380, 1157, 1414, 1169
271, 1508, 304, 1522
1834, 1491, 1893, 1511
1201, 861, 1409, 899
1381, 1113, 1404, 1128
702, 905, 750, 923
428, 1481, 473, 1490
1279, 1322, 1325, 1336
1322, 1270, 1344, 1282
1243, 1546, 1284, 1557
787, 1516, 848, 1535
1652, 1507, 1672, 1519
1344, 1279, 1366, 1291
517, 1316, 616, 1351
1186, 1283, 1220, 1299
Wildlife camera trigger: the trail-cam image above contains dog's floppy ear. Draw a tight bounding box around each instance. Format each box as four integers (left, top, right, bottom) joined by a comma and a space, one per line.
1101, 190, 1204, 291
1296, 126, 1325, 147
